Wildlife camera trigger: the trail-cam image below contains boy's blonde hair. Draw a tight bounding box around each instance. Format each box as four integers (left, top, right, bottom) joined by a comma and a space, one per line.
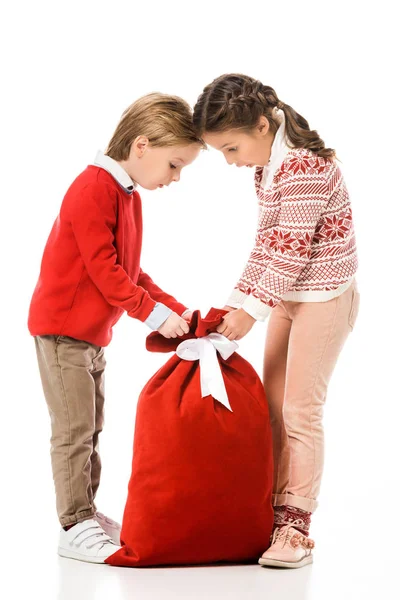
106, 93, 205, 160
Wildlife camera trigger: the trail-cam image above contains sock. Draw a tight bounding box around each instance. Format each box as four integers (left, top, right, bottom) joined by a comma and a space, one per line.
285, 505, 311, 536
63, 523, 76, 531
273, 505, 288, 529
273, 505, 312, 537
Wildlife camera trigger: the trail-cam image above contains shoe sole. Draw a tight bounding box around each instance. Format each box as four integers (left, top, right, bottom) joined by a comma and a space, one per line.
58, 547, 112, 564
258, 554, 313, 569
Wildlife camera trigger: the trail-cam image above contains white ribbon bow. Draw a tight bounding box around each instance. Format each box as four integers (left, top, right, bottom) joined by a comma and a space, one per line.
176, 333, 238, 412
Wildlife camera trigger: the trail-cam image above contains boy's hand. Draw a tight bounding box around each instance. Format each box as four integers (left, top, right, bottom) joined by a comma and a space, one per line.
158, 312, 190, 339
216, 308, 256, 341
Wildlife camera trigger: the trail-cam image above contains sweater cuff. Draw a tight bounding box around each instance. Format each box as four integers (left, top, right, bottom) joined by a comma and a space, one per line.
226, 288, 248, 308
167, 301, 188, 316
181, 309, 191, 317
144, 302, 173, 330
242, 295, 272, 321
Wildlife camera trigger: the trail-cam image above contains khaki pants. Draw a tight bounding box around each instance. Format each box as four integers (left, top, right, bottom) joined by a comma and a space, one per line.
34, 335, 106, 527
263, 280, 360, 513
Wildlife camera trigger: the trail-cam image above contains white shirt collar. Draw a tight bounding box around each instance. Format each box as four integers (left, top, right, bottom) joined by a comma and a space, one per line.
93, 150, 137, 193
261, 109, 293, 189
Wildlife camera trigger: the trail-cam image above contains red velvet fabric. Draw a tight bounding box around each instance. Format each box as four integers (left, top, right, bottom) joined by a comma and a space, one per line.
106, 308, 274, 567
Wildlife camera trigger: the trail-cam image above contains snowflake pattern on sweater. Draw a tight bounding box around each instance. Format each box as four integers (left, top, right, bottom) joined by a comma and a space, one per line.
228, 149, 358, 320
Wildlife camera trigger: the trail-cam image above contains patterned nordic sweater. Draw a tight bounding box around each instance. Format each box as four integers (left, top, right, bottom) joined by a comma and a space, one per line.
226, 145, 358, 321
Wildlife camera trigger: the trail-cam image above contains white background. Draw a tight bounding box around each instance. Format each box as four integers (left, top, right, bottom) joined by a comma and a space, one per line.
1, 1, 399, 598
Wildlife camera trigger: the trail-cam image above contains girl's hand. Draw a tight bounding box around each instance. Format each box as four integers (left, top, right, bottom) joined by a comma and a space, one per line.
222, 305, 236, 312
216, 308, 256, 341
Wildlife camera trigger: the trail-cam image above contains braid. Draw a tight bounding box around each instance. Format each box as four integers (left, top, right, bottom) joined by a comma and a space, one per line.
225, 79, 279, 128
193, 74, 335, 160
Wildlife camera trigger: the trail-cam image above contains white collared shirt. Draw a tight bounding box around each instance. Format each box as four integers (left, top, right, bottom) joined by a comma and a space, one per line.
93, 150, 137, 193
260, 109, 293, 189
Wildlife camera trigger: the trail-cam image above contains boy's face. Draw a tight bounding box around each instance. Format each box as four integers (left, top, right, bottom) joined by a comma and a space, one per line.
123, 140, 201, 190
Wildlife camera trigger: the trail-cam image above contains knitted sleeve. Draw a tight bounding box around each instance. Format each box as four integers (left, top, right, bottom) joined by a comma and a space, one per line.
227, 155, 331, 320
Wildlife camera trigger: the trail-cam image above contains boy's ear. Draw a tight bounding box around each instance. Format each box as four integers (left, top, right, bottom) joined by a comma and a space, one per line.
132, 135, 150, 157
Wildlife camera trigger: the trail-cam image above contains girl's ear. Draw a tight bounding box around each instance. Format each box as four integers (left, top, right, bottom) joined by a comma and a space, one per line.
132, 135, 150, 158
257, 116, 270, 136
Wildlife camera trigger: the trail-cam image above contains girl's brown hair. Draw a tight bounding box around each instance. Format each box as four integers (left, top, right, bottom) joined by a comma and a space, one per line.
193, 74, 335, 160
106, 93, 206, 161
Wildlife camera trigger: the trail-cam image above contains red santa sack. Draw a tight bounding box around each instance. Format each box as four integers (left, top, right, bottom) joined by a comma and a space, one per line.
106, 307, 274, 567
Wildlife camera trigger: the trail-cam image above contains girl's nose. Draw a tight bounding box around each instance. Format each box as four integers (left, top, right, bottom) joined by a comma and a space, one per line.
172, 172, 181, 183
225, 155, 235, 166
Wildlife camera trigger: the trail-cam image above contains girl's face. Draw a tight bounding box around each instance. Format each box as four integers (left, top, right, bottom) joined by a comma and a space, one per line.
120, 138, 201, 190
203, 117, 274, 168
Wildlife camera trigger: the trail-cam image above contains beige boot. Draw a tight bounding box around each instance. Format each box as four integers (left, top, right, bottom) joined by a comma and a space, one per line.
259, 519, 314, 569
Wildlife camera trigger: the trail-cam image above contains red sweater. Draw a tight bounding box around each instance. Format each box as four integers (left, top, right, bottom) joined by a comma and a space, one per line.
28, 166, 187, 347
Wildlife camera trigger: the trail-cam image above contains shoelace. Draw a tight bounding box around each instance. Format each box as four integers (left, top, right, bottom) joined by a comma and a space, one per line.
273, 519, 315, 550
72, 523, 117, 551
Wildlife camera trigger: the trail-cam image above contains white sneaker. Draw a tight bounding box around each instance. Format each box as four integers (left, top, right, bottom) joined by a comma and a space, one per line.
58, 519, 121, 564
94, 511, 121, 545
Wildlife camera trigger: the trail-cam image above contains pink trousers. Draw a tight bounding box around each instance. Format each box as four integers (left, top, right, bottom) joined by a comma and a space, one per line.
263, 280, 360, 513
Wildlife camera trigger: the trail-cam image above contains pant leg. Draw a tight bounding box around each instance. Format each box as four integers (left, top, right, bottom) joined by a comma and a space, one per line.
91, 347, 106, 504
274, 281, 360, 513
34, 334, 103, 527
262, 302, 293, 498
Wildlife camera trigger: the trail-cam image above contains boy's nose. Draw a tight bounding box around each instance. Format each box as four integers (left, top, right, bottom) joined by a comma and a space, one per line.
172, 173, 181, 182
225, 156, 235, 166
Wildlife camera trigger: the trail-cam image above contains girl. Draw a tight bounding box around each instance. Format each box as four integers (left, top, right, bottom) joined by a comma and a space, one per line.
28, 93, 203, 564
193, 74, 359, 569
